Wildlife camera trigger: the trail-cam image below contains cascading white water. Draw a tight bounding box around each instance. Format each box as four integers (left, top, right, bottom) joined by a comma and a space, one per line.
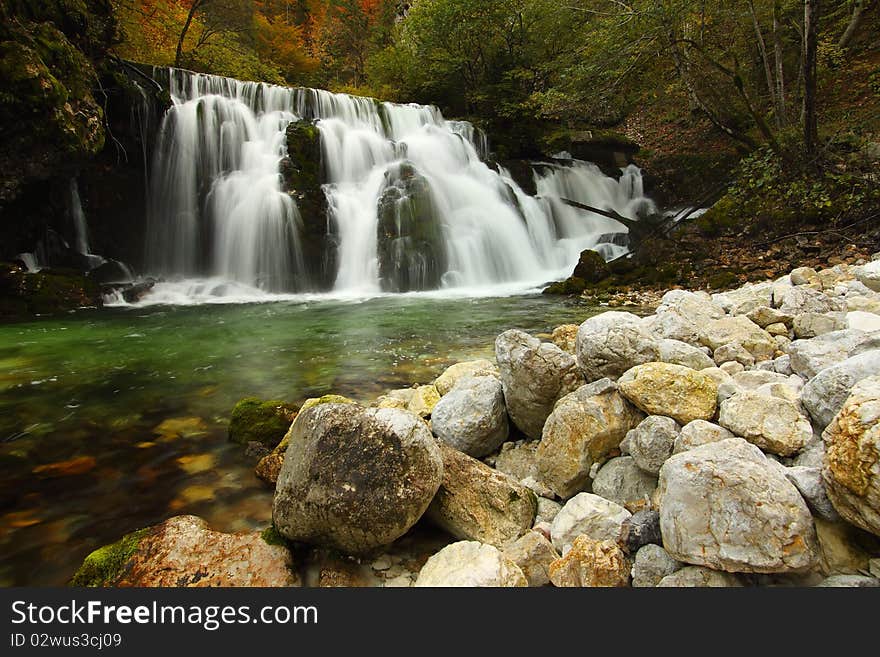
69, 178, 90, 255
145, 67, 655, 298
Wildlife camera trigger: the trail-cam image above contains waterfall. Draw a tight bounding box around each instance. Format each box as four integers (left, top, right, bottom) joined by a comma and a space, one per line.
144, 67, 654, 298
69, 179, 90, 255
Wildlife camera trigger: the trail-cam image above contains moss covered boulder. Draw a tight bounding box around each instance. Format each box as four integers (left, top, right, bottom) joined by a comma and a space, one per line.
0, 263, 102, 318
255, 395, 356, 487
228, 397, 297, 448
71, 516, 300, 587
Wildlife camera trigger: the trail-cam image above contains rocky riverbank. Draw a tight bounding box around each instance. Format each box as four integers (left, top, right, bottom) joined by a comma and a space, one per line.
73, 260, 880, 587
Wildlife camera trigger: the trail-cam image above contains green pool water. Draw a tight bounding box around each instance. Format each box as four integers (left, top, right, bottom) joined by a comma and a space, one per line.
0, 293, 600, 586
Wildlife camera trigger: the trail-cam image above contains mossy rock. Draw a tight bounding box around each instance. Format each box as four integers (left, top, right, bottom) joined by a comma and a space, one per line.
0, 263, 103, 318
260, 524, 289, 548
707, 271, 742, 290
543, 277, 587, 295
572, 249, 611, 284
69, 527, 150, 587
228, 397, 297, 448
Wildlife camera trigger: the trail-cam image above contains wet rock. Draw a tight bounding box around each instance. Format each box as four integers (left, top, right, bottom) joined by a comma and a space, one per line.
431, 375, 508, 458
719, 391, 812, 456
548, 536, 630, 587
495, 329, 583, 439
414, 541, 527, 587
433, 359, 498, 396
592, 456, 658, 511
576, 311, 661, 381
657, 566, 743, 587
550, 492, 631, 554
673, 420, 735, 454
822, 376, 880, 537
801, 350, 880, 431
621, 414, 679, 474
71, 516, 299, 587
619, 509, 662, 554
631, 544, 681, 587
228, 397, 297, 447
255, 395, 355, 487
537, 379, 644, 499
273, 404, 443, 554
502, 530, 560, 587
618, 362, 718, 425
658, 438, 818, 573
426, 441, 536, 547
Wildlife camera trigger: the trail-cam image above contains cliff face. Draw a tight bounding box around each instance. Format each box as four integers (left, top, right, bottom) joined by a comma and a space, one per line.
0, 1, 117, 204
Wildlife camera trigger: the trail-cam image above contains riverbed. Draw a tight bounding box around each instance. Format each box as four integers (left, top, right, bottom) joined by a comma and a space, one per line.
0, 293, 600, 585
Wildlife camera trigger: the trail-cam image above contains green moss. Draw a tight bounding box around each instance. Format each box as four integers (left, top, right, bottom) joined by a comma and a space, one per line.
228, 397, 296, 448
69, 528, 150, 587
543, 277, 586, 295
260, 524, 288, 547
299, 394, 355, 413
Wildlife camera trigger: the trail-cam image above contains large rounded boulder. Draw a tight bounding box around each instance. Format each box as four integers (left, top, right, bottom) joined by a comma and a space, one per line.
272, 404, 443, 554
495, 330, 583, 439
431, 375, 509, 458
576, 311, 660, 382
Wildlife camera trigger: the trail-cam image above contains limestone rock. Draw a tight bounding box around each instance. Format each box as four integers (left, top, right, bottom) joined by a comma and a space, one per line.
550, 492, 631, 554
576, 311, 661, 382
536, 379, 644, 499
618, 362, 718, 425
620, 415, 679, 475
822, 376, 880, 537
493, 441, 540, 483
658, 438, 818, 573
406, 384, 441, 418
71, 516, 299, 587
657, 566, 743, 587
847, 311, 880, 332
784, 465, 840, 522
713, 342, 755, 367
816, 575, 880, 587
699, 315, 776, 361
657, 338, 715, 370
779, 287, 845, 316
631, 544, 681, 587
426, 441, 536, 547
591, 456, 658, 511
792, 312, 846, 339
495, 329, 583, 439
746, 305, 793, 329
550, 324, 579, 354
644, 309, 701, 345
415, 541, 527, 587
854, 260, 880, 292
273, 404, 443, 554
673, 420, 735, 454
801, 350, 880, 431
790, 267, 821, 287
536, 497, 563, 525
434, 359, 498, 396
788, 329, 880, 380
718, 391, 812, 456
502, 531, 560, 587
431, 375, 508, 458
548, 536, 630, 587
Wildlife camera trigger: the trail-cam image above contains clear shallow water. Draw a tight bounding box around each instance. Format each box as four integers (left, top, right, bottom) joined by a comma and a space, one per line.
0, 294, 599, 585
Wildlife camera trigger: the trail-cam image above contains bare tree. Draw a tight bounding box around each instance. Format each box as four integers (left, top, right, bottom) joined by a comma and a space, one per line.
803, 0, 820, 157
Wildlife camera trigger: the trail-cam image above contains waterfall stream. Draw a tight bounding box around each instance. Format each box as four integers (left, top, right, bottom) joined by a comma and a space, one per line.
143, 67, 654, 301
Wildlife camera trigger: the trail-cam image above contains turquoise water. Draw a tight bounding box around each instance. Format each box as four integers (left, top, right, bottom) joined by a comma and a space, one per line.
0, 294, 599, 585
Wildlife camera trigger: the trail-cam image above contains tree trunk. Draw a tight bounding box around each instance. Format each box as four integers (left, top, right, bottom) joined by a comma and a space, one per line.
773, 1, 787, 126
839, 0, 867, 50
749, 0, 780, 128
175, 0, 204, 68
803, 0, 820, 157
